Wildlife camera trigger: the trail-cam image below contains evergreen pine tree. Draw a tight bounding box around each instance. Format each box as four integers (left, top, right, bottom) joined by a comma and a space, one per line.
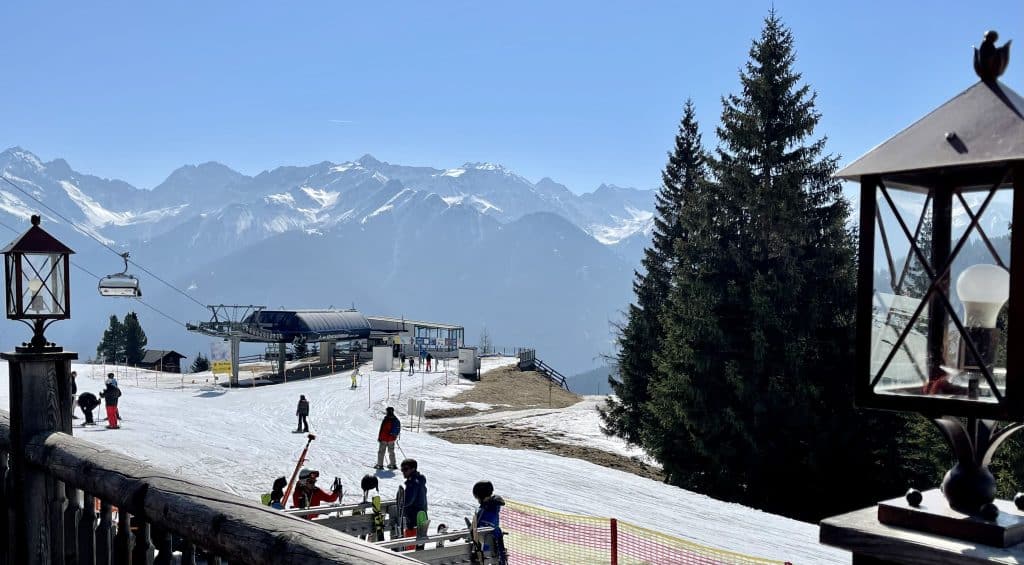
600, 100, 708, 445
96, 315, 125, 363
647, 12, 934, 520
123, 311, 148, 365
191, 353, 210, 373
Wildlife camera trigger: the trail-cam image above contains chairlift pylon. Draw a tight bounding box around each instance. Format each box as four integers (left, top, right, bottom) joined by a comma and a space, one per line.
98, 252, 142, 298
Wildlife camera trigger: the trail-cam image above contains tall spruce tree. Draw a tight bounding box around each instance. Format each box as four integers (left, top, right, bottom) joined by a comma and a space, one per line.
648, 12, 931, 520
97, 315, 125, 363
123, 311, 148, 365
600, 100, 707, 445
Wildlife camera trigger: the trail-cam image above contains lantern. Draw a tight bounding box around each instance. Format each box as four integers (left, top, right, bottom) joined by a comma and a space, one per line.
2, 215, 74, 350
839, 30, 1024, 541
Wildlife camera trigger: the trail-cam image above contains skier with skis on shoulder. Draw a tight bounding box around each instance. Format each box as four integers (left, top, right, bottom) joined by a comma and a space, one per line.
292, 469, 341, 518
400, 458, 428, 541
473, 480, 508, 563
375, 407, 400, 470
296, 395, 310, 432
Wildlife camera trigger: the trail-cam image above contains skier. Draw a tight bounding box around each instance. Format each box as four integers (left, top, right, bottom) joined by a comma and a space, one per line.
408, 356, 414, 375
426, 353, 432, 373
375, 406, 400, 470
99, 378, 122, 429
400, 459, 428, 545
77, 392, 99, 426
295, 395, 310, 432
292, 469, 341, 518
472, 480, 508, 563
70, 370, 79, 419
350, 367, 359, 389
400, 353, 406, 372
267, 476, 287, 509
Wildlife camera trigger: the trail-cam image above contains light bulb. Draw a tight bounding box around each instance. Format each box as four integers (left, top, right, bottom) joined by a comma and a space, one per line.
27, 278, 43, 293
956, 264, 1010, 328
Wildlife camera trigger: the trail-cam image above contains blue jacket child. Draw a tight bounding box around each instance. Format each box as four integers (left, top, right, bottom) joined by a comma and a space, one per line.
473, 481, 507, 562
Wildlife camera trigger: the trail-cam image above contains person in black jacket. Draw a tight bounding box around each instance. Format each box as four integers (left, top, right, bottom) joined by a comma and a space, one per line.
77, 392, 99, 425
400, 458, 428, 540
70, 370, 79, 419
296, 395, 310, 432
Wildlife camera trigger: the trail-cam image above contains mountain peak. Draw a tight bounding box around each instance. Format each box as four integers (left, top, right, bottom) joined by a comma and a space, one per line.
357, 154, 382, 167
1, 147, 45, 171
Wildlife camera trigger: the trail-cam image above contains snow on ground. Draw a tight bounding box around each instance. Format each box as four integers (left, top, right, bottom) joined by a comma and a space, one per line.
0, 357, 848, 564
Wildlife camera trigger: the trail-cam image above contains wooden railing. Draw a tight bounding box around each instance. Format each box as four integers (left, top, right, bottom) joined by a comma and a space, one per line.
517, 349, 570, 391
0, 409, 422, 564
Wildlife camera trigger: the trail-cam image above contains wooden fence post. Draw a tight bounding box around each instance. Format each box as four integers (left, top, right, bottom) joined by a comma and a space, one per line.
0, 347, 78, 564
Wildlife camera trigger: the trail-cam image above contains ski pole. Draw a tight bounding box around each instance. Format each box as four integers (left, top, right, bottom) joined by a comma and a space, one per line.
282, 433, 316, 507
396, 441, 407, 460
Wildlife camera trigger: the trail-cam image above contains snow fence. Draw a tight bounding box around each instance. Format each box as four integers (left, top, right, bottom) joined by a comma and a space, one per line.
502, 499, 791, 565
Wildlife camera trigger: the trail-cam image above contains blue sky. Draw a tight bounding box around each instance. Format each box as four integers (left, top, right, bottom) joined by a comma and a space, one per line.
1, 1, 1021, 193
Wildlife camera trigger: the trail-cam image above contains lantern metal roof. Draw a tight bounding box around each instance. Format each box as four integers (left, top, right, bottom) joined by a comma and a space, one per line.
1, 215, 75, 255
836, 80, 1024, 189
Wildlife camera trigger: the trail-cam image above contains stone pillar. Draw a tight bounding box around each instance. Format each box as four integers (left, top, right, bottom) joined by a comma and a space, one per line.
229, 336, 240, 387
319, 341, 335, 365
1, 346, 78, 564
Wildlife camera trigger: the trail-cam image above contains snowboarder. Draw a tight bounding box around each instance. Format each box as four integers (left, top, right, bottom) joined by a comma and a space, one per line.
100, 379, 121, 429
426, 353, 432, 373
472, 480, 507, 563
375, 407, 400, 470
400, 458, 428, 541
267, 476, 287, 509
70, 370, 79, 419
296, 395, 310, 432
292, 469, 341, 517
77, 392, 99, 425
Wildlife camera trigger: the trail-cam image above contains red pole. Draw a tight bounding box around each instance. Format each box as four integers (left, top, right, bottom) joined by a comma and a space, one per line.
610, 518, 618, 565
282, 433, 316, 507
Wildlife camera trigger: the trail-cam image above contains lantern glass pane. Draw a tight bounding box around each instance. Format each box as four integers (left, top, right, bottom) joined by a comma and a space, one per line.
5, 255, 16, 317
869, 185, 1012, 405
20, 251, 67, 318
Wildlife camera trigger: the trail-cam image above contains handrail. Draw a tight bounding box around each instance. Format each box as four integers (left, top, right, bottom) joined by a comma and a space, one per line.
0, 409, 421, 565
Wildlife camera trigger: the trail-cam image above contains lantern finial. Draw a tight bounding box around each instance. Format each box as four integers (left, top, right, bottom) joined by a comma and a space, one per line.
30, 214, 39, 227
973, 30, 1011, 82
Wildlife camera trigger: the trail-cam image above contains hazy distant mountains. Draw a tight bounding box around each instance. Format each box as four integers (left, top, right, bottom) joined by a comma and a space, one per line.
0, 147, 657, 373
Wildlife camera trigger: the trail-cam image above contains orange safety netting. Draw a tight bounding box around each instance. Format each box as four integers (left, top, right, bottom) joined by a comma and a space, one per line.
502, 499, 789, 565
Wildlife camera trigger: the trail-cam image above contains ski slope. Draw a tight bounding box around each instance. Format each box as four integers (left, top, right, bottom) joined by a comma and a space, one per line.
0, 358, 848, 564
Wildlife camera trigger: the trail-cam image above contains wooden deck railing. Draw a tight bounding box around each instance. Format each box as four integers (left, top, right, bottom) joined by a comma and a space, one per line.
0, 409, 422, 564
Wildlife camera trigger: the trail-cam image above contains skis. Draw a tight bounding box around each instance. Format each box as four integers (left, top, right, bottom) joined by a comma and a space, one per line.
371, 493, 386, 541
281, 433, 316, 508
392, 485, 406, 540
465, 516, 485, 564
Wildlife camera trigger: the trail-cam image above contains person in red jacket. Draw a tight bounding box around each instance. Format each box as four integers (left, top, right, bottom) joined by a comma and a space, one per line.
292, 469, 340, 518
375, 407, 401, 470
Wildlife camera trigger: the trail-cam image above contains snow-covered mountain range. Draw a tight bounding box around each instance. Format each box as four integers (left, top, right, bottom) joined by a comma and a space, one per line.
0, 147, 656, 373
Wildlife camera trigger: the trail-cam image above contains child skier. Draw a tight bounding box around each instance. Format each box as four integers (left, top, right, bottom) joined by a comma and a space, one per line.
473, 480, 507, 564
292, 469, 341, 518
99, 378, 121, 429
267, 476, 287, 509
77, 392, 99, 425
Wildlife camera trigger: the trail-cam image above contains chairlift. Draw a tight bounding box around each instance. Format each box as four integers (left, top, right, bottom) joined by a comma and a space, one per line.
98, 252, 142, 298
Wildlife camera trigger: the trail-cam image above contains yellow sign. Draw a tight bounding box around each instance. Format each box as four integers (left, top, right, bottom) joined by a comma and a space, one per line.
212, 360, 232, 375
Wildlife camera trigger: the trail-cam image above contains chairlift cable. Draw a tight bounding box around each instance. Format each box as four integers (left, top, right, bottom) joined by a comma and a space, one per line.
0, 217, 187, 327
0, 174, 207, 309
